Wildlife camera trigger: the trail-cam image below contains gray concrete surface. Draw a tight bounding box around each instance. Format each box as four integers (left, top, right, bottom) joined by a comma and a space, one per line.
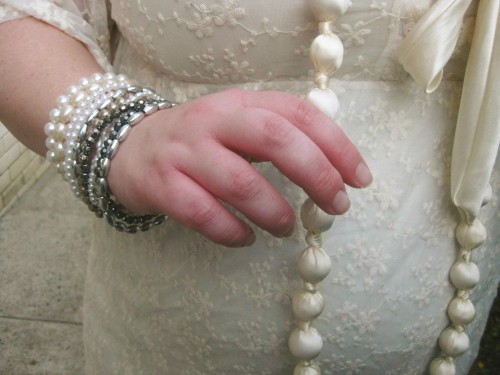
0, 169, 89, 375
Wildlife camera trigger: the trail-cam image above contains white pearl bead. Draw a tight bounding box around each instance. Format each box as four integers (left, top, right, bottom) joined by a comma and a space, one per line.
447, 297, 475, 326
439, 327, 469, 357
301, 198, 335, 233
288, 327, 323, 360
46, 150, 56, 162
309, 34, 343, 75
56, 95, 69, 106
293, 362, 321, 375
91, 73, 103, 81
308, 0, 351, 22
455, 219, 486, 250
307, 88, 340, 119
49, 108, 61, 122
429, 357, 456, 375
449, 261, 480, 290
44, 122, 56, 136
79, 77, 90, 87
45, 137, 56, 149
292, 289, 325, 321
297, 247, 331, 284
104, 72, 115, 80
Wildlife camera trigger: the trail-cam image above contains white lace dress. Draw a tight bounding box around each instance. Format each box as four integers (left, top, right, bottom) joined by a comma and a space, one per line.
1, 1, 499, 374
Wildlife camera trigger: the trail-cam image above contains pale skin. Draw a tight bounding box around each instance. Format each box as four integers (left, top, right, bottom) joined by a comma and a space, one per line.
0, 17, 372, 247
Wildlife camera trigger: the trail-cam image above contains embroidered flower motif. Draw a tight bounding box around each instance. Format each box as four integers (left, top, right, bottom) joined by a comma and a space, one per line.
339, 21, 372, 47
187, 12, 213, 38
211, 0, 245, 27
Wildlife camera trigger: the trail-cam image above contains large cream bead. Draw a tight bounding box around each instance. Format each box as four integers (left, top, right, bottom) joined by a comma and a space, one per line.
301, 198, 335, 233
292, 289, 325, 321
429, 357, 456, 375
288, 327, 323, 360
310, 34, 343, 75
439, 327, 469, 357
293, 362, 321, 375
308, 0, 351, 21
455, 219, 486, 250
449, 261, 480, 290
297, 247, 332, 283
307, 88, 340, 120
447, 297, 475, 325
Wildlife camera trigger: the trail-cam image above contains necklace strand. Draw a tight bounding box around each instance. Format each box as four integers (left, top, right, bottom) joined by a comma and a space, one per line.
288, 1, 351, 374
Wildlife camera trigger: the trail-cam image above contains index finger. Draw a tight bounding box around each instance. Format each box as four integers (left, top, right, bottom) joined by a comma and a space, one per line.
238, 90, 373, 189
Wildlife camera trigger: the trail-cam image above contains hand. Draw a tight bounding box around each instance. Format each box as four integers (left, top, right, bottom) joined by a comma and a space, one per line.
107, 89, 372, 247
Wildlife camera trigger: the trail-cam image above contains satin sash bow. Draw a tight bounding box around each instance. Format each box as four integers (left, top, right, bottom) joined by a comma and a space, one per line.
398, 0, 500, 222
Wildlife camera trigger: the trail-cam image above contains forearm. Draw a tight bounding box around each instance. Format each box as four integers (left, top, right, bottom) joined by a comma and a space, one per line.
0, 17, 104, 156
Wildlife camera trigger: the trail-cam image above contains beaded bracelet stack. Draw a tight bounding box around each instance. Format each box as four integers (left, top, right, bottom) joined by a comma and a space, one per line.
44, 73, 176, 232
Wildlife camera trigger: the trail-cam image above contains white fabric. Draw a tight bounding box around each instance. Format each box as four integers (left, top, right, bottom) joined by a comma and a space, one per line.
1, 1, 499, 374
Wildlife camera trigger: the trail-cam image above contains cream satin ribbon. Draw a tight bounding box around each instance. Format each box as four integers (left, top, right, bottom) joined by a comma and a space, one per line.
398, 0, 500, 222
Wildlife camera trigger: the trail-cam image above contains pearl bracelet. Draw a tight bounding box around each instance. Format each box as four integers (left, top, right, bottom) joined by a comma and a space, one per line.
44, 73, 134, 197
45, 73, 177, 232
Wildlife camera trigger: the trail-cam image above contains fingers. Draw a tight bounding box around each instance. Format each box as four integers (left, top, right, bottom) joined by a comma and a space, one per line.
150, 168, 257, 247
216, 108, 350, 215
237, 90, 373, 188
181, 142, 296, 237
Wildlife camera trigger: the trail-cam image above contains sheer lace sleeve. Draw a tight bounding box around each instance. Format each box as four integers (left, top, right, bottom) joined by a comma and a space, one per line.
0, 0, 112, 71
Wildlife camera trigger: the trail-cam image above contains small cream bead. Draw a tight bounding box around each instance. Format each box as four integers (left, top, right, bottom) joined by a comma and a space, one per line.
449, 261, 480, 290
439, 327, 470, 357
292, 289, 325, 321
301, 198, 335, 233
455, 219, 486, 250
60, 104, 74, 122
297, 247, 332, 284
308, 0, 351, 22
288, 327, 323, 360
71, 90, 87, 105
447, 297, 476, 326
429, 357, 456, 375
293, 362, 321, 375
309, 34, 344, 75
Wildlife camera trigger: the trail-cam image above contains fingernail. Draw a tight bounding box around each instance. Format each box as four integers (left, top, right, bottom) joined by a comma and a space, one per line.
332, 190, 351, 214
355, 162, 373, 187
244, 232, 256, 246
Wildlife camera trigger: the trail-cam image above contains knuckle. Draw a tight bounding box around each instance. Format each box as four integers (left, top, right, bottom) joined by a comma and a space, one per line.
226, 168, 262, 201
261, 116, 294, 150
310, 164, 336, 193
295, 99, 320, 127
182, 99, 220, 123
183, 199, 220, 229
333, 135, 355, 161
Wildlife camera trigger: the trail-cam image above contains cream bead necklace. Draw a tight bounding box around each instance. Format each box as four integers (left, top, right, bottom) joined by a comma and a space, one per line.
288, 1, 349, 374
290, 1, 487, 374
